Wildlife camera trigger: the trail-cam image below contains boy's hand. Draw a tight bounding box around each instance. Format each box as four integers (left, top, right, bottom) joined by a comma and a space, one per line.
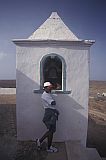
56, 83, 61, 89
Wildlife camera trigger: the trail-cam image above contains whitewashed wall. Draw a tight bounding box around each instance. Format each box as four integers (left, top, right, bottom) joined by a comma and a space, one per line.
16, 43, 89, 146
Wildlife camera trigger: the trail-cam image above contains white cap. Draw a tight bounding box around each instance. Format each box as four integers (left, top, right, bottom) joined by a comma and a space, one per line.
43, 82, 52, 87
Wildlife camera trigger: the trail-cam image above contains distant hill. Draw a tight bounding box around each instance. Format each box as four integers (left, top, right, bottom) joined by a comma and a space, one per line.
0, 80, 106, 89
89, 80, 106, 97
0, 80, 16, 88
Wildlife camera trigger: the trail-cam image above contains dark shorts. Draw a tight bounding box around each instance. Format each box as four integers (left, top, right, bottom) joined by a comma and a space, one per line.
43, 108, 57, 133
46, 123, 56, 133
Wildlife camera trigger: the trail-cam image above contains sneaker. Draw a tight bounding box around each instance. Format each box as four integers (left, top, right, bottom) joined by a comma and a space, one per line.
36, 139, 41, 150
47, 146, 58, 153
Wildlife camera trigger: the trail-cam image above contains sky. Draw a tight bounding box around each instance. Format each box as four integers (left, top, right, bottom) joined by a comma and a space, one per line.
0, 0, 106, 80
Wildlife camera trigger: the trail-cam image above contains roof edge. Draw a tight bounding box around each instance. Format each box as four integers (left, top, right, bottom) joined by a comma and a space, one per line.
12, 39, 95, 47
12, 39, 95, 44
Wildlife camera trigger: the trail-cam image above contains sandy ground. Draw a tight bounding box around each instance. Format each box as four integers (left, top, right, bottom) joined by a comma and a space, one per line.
0, 80, 106, 159
87, 81, 106, 157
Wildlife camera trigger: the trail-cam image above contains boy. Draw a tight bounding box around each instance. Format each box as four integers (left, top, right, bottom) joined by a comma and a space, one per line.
37, 82, 59, 152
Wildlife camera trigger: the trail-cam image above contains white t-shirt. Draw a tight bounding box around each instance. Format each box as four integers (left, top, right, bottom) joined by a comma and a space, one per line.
41, 91, 56, 109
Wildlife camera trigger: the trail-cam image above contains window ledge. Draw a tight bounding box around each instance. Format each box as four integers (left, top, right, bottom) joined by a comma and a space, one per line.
33, 89, 71, 94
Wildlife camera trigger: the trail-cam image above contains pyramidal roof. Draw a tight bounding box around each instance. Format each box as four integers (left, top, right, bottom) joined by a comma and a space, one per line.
28, 12, 79, 41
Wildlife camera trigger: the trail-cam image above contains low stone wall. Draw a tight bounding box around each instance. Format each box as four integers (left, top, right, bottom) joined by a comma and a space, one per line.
0, 88, 16, 94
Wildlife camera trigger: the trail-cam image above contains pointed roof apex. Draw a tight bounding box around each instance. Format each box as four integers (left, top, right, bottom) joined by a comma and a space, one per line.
28, 12, 79, 41
49, 12, 60, 19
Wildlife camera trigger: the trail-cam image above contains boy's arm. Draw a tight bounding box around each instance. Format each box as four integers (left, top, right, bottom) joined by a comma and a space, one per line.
51, 101, 56, 105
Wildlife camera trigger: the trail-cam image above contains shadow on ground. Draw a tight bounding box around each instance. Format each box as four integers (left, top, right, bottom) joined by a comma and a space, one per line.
0, 103, 106, 159
15, 141, 48, 160
0, 104, 67, 160
0, 135, 66, 160
0, 135, 49, 160
0, 104, 48, 160
87, 115, 106, 157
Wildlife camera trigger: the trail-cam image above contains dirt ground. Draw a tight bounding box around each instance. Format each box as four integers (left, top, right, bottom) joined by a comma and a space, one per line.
0, 80, 106, 158
87, 81, 106, 157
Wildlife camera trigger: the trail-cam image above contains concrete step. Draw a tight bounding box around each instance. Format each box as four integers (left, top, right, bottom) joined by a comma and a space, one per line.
46, 142, 67, 160
65, 140, 88, 160
65, 140, 102, 160
41, 141, 103, 160
86, 148, 102, 160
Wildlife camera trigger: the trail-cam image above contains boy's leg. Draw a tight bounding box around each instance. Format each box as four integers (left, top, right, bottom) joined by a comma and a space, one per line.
38, 130, 53, 148
47, 130, 58, 152
39, 130, 50, 143
37, 130, 50, 149
48, 131, 53, 149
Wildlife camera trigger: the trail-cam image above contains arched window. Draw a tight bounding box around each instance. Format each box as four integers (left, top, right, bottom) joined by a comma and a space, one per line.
40, 54, 66, 91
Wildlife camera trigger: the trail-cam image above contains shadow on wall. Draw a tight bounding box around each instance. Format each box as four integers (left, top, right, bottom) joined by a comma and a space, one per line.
54, 94, 87, 145
16, 69, 88, 146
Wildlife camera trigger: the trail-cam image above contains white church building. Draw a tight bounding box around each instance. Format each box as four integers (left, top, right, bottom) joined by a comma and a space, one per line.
13, 12, 95, 146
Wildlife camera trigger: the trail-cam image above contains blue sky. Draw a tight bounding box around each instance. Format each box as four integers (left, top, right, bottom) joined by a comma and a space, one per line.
0, 0, 106, 80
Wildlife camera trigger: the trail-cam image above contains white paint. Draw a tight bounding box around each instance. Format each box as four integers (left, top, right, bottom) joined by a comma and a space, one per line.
13, 12, 94, 146
102, 92, 106, 96
15, 44, 90, 146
